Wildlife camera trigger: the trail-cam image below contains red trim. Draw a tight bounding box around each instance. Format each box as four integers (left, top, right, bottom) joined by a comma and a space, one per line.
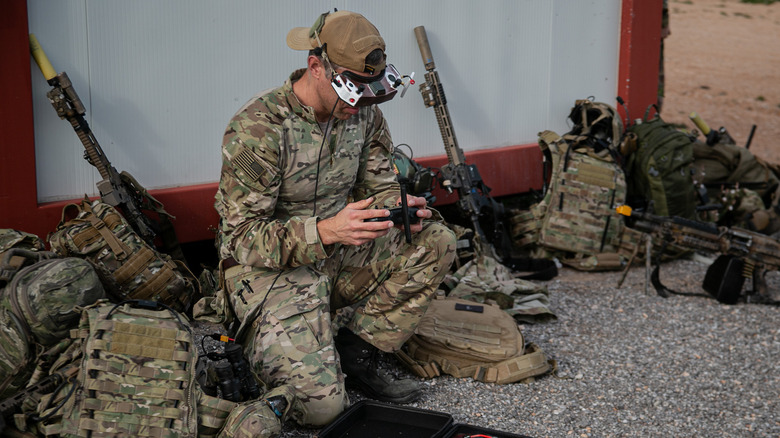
1, 0, 660, 244
617, 0, 663, 124
416, 144, 543, 207
0, 0, 39, 232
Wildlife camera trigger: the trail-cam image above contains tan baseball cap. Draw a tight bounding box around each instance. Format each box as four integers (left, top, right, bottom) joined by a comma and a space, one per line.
286, 10, 386, 74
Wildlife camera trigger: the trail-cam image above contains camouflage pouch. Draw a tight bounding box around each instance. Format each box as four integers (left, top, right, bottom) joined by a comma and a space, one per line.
192, 266, 233, 325
48, 198, 197, 313
0, 305, 35, 400
216, 400, 281, 438
35, 301, 200, 437
2, 254, 105, 347
0, 229, 45, 253
196, 387, 239, 438
0, 229, 46, 285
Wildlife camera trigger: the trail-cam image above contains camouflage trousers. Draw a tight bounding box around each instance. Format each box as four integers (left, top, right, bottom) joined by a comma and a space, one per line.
222, 222, 456, 427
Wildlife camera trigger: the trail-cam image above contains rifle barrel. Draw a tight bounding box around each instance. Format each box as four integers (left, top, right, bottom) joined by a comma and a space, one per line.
745, 124, 757, 149
29, 33, 57, 81
689, 112, 711, 135
413, 26, 436, 71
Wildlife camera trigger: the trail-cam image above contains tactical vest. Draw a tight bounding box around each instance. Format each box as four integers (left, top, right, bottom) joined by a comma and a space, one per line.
33, 301, 203, 437
510, 131, 641, 271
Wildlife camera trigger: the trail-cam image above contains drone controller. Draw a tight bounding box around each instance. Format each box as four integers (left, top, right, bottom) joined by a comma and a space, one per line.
365, 207, 420, 226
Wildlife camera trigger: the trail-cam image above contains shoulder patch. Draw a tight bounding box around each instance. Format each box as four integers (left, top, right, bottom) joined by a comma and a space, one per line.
232, 148, 266, 182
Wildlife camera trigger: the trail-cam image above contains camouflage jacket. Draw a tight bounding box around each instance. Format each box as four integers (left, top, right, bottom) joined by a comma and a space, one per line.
215, 69, 400, 269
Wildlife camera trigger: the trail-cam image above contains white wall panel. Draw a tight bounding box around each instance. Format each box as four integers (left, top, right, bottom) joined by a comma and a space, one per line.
28, 0, 620, 203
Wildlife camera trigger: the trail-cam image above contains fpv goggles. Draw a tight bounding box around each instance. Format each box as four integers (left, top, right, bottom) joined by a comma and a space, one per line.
331, 64, 414, 107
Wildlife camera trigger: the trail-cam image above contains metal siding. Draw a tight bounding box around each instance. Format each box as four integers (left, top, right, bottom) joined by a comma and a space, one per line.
549, 1, 622, 127
28, 1, 91, 203
27, 0, 619, 203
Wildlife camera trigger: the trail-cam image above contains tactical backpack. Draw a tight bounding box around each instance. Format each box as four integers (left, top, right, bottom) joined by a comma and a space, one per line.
510, 128, 641, 271
396, 295, 551, 385
624, 105, 698, 219
27, 300, 212, 437
48, 198, 198, 313
0, 230, 45, 400
0, 305, 34, 402
1, 251, 105, 348
691, 138, 780, 232
0, 234, 105, 401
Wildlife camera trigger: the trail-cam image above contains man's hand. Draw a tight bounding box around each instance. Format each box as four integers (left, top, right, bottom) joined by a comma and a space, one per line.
317, 198, 395, 246
394, 194, 431, 234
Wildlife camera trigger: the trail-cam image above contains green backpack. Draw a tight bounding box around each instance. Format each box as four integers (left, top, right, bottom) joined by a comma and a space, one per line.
625, 106, 698, 219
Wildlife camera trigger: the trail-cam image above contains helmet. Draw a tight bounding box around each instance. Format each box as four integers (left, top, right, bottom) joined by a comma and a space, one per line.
566, 98, 624, 153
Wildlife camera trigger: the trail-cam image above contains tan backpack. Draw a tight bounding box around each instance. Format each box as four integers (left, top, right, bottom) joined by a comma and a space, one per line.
48, 198, 198, 313
396, 295, 551, 384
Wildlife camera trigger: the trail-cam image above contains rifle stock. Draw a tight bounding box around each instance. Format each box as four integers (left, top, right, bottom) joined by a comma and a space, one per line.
29, 34, 159, 245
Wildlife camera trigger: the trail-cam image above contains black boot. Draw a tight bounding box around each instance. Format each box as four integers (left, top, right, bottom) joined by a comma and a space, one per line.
335, 327, 422, 403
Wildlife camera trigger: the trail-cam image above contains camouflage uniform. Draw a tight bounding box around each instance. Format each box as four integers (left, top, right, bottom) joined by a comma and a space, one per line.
214, 69, 456, 427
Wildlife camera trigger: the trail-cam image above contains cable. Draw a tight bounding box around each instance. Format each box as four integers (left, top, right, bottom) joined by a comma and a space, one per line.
312, 98, 339, 216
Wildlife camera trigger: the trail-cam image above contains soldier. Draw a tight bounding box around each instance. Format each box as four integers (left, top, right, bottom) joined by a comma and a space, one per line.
213, 9, 457, 434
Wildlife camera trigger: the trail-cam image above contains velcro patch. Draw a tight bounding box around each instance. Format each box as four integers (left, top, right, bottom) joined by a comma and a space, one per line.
232, 149, 266, 182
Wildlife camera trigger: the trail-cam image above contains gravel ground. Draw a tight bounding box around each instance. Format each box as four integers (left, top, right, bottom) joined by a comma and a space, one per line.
270, 256, 780, 438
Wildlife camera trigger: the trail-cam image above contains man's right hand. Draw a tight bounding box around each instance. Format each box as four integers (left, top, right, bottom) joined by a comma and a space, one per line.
317, 197, 395, 246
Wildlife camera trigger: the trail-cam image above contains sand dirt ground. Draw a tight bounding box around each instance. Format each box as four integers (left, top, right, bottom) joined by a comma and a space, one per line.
662, 0, 780, 162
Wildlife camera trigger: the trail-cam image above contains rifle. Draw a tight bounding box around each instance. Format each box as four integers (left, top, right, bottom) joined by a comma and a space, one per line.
616, 205, 780, 305
28, 34, 174, 249
414, 26, 536, 273
688, 111, 737, 147
0, 367, 78, 434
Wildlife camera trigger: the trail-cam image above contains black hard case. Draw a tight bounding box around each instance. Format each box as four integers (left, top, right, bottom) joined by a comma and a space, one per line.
443, 423, 534, 438
316, 400, 532, 438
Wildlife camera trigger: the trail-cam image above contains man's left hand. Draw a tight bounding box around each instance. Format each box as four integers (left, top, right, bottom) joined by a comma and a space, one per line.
396, 195, 431, 234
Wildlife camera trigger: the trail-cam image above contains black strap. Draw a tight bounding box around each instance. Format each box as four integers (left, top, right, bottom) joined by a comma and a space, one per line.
502, 256, 558, 281
650, 240, 709, 299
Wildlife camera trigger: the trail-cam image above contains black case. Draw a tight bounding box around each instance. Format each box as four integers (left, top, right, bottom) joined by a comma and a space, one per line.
443, 423, 534, 438
316, 400, 532, 438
